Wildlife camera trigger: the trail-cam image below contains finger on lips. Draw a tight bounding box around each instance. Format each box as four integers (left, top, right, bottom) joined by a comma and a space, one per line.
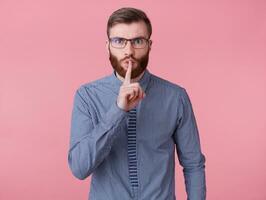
124, 60, 132, 85
123, 60, 146, 101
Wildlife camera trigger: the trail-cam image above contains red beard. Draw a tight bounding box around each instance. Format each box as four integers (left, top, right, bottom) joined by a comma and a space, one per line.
109, 48, 150, 79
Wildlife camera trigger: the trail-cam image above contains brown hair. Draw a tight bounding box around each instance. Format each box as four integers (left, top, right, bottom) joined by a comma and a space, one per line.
107, 7, 152, 38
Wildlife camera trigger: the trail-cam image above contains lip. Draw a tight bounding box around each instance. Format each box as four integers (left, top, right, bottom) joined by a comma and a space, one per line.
121, 58, 137, 69
124, 59, 135, 64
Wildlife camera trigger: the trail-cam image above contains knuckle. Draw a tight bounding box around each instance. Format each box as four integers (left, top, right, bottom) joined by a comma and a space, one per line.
135, 82, 140, 87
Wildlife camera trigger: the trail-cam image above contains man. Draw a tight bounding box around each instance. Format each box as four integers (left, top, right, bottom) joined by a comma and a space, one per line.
68, 7, 206, 200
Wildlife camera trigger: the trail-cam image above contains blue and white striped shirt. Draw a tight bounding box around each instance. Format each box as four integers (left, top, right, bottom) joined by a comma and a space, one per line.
68, 69, 206, 200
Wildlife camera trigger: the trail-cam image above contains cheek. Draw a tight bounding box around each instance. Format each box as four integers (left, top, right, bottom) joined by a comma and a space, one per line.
135, 48, 149, 58
110, 50, 124, 61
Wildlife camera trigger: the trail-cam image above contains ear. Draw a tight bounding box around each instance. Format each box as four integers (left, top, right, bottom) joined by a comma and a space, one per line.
148, 40, 153, 51
106, 40, 110, 54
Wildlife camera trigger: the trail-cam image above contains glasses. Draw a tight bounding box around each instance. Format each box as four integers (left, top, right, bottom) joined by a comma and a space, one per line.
109, 37, 150, 49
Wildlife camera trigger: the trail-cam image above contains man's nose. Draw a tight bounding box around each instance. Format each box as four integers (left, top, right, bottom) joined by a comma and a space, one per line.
124, 41, 135, 56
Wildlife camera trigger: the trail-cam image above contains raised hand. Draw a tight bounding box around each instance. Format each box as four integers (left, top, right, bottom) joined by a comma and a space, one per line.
116, 60, 146, 111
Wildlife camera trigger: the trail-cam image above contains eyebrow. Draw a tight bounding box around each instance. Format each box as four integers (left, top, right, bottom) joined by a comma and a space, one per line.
111, 36, 147, 40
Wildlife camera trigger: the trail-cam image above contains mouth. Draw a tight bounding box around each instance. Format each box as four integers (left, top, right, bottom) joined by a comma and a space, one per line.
122, 59, 136, 68
124, 59, 135, 64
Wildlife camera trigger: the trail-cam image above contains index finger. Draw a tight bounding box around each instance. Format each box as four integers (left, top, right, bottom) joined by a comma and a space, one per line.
123, 60, 132, 85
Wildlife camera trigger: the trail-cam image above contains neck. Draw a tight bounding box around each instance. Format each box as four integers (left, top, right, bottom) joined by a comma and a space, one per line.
116, 70, 145, 83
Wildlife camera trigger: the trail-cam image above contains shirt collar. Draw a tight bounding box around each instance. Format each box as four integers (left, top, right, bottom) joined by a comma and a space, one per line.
108, 69, 151, 94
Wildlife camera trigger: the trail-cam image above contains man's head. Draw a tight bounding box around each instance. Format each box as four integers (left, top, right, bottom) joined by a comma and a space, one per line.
106, 7, 152, 79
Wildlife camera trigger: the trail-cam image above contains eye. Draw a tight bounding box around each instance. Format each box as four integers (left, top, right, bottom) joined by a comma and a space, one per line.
133, 38, 144, 45
112, 37, 124, 44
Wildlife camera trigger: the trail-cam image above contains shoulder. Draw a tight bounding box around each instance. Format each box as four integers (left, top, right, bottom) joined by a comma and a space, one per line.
76, 74, 112, 94
148, 72, 187, 96
72, 73, 113, 104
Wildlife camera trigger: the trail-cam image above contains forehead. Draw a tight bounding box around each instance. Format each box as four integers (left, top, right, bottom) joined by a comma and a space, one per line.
109, 21, 149, 38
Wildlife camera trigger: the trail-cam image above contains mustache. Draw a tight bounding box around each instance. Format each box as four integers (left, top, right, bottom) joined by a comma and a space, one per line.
121, 56, 138, 62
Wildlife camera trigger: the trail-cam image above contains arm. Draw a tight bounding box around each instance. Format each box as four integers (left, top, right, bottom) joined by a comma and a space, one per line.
173, 88, 206, 200
68, 86, 128, 180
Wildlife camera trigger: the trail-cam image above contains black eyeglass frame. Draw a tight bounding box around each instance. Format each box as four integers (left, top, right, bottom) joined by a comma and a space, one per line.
108, 36, 151, 49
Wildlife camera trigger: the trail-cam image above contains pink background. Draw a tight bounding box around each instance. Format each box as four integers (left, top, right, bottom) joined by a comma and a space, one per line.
0, 1, 266, 199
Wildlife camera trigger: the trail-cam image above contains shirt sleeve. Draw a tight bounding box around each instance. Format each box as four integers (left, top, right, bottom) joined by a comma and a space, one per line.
173, 88, 207, 200
68, 86, 129, 180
